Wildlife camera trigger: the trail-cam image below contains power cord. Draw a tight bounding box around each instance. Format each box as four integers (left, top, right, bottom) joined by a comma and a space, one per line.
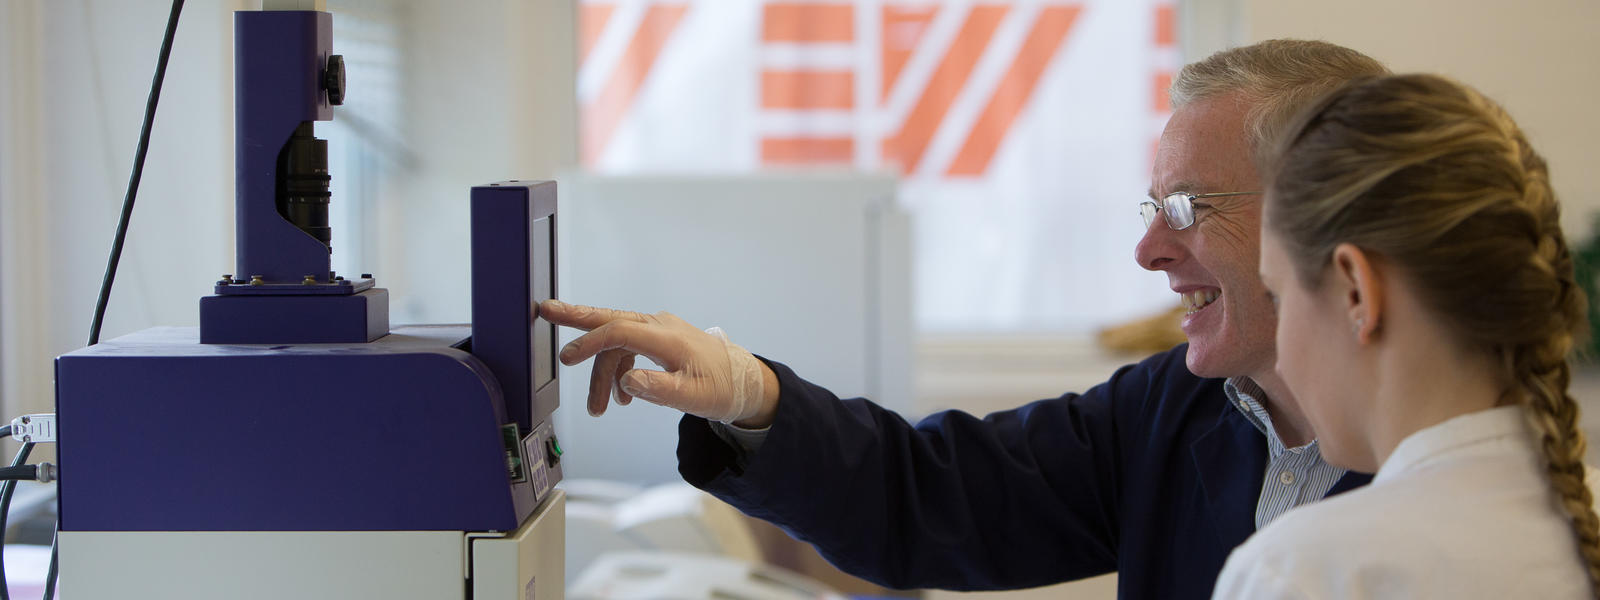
88, 0, 186, 347
0, 437, 36, 600
39, 530, 54, 600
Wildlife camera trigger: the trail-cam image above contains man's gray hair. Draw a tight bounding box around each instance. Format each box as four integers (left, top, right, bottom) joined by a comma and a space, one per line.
1171, 39, 1389, 162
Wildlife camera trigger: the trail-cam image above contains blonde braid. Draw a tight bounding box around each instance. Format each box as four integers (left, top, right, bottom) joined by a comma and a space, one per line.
1506, 131, 1600, 593
1519, 348, 1600, 592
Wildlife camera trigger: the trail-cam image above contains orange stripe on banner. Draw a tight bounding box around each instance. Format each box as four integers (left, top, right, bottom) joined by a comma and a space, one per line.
881, 5, 940, 103
1153, 71, 1172, 113
762, 137, 855, 164
581, 4, 689, 166
579, 3, 617, 65
948, 6, 1082, 176
763, 3, 854, 42
761, 70, 855, 109
1155, 4, 1175, 47
882, 5, 1009, 175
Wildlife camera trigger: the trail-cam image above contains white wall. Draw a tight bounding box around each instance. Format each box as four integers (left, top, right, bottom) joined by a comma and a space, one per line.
1, 1, 51, 430
384, 0, 578, 325
1239, 0, 1600, 238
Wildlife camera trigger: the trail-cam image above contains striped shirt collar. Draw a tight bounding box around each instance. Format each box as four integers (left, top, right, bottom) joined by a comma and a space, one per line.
1224, 377, 1318, 457
1226, 376, 1348, 529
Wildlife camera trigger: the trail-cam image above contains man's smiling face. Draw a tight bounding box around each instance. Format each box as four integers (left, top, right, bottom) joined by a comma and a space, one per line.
1135, 92, 1278, 380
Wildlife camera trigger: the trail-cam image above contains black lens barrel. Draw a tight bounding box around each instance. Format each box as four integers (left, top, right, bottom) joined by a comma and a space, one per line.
278, 121, 332, 249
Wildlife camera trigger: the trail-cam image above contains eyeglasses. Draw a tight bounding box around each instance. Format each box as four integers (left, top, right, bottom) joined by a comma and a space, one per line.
1140, 191, 1261, 230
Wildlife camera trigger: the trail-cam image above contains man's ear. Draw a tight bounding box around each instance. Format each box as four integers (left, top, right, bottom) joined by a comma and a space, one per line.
1330, 243, 1383, 343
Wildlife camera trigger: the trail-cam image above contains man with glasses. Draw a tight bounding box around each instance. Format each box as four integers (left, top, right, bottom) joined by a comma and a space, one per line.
543, 40, 1389, 599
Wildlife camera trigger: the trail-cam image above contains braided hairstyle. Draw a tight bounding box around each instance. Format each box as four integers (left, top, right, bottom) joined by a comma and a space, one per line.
1264, 73, 1600, 594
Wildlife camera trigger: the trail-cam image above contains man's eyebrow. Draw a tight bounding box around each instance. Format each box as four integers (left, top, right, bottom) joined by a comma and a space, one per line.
1149, 181, 1202, 200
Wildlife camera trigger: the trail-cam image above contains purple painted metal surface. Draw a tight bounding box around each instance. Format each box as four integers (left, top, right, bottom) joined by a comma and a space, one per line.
199, 288, 389, 344
206, 11, 392, 345
234, 11, 333, 285
470, 181, 560, 434
56, 326, 534, 532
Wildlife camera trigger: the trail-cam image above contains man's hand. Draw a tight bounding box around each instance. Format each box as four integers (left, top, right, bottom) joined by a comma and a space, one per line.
538, 299, 780, 428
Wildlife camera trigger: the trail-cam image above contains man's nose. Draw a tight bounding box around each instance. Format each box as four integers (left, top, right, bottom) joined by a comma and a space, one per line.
1134, 215, 1181, 271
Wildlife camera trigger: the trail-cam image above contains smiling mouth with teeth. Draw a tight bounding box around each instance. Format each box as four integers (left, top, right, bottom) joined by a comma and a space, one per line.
1181, 289, 1220, 315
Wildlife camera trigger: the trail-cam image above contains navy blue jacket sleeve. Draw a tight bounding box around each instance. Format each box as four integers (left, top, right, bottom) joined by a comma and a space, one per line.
678, 349, 1178, 591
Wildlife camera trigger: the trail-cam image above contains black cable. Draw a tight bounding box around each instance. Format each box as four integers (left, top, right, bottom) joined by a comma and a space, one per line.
86, 0, 186, 347
0, 466, 39, 482
40, 528, 55, 600
0, 441, 35, 600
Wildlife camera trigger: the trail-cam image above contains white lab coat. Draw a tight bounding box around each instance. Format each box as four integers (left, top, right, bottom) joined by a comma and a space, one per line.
1211, 405, 1592, 599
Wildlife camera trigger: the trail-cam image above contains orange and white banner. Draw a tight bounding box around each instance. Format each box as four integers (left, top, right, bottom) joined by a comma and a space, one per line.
580, 0, 1178, 331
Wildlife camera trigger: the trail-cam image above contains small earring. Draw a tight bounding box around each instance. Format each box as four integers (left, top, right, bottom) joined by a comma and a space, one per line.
1353, 318, 1365, 335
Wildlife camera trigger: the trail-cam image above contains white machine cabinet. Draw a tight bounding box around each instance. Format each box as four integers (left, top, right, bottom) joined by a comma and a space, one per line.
60, 491, 564, 599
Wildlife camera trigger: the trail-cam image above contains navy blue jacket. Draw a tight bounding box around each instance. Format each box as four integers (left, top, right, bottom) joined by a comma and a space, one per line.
677, 344, 1370, 599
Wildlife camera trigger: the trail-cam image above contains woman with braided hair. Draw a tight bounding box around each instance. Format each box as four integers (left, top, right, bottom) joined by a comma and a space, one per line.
1211, 73, 1599, 598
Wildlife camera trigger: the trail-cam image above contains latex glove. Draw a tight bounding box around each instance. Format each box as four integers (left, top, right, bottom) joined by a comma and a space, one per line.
538, 299, 779, 427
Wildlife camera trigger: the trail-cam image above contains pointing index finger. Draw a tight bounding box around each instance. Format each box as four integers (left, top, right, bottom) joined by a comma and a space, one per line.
559, 319, 689, 372
538, 299, 651, 332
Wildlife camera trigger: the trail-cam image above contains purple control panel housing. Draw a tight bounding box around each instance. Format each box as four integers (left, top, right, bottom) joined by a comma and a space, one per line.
471, 181, 559, 434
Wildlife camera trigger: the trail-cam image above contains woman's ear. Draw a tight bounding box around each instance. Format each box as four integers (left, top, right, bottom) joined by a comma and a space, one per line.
1330, 243, 1383, 344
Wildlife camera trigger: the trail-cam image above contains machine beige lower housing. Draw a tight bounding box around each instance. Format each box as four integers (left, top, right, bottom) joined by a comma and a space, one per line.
59, 491, 564, 599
